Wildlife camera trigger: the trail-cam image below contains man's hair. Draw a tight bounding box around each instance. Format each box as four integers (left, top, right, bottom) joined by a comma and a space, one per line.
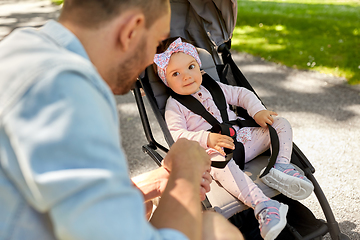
59, 0, 169, 29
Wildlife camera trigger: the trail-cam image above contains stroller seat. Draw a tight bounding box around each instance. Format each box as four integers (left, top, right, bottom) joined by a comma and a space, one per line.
208, 155, 278, 218
141, 46, 299, 218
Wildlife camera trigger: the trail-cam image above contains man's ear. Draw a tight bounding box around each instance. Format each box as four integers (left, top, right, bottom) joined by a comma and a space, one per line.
117, 13, 145, 51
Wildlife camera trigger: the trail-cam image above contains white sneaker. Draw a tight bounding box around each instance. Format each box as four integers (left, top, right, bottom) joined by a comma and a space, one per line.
254, 199, 288, 240
261, 163, 314, 200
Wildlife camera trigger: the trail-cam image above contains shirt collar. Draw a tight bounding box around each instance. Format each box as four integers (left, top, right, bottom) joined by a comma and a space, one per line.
40, 20, 89, 60
191, 85, 212, 102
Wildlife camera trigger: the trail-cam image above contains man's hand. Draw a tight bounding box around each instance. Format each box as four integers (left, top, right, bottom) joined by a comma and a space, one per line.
200, 169, 211, 201
163, 138, 211, 174
253, 110, 278, 128
207, 133, 235, 156
162, 138, 212, 200
151, 139, 212, 239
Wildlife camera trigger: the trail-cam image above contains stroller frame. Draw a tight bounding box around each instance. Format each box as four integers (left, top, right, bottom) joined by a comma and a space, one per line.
131, 0, 349, 238
132, 43, 350, 240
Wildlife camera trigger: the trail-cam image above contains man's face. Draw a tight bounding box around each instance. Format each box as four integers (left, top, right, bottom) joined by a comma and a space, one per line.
113, 10, 170, 95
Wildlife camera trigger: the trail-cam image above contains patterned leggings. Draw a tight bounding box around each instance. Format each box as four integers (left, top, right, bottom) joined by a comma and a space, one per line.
210, 117, 292, 208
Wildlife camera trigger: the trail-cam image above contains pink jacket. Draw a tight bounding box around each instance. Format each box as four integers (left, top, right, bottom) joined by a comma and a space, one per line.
165, 81, 266, 150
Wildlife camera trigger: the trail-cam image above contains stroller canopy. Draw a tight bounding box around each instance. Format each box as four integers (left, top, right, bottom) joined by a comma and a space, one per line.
170, 0, 237, 64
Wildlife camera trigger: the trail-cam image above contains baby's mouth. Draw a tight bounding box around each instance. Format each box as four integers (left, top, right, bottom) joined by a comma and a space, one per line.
184, 82, 194, 87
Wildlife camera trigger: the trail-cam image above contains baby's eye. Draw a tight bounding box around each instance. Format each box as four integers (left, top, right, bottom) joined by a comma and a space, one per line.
172, 72, 179, 77
189, 64, 195, 69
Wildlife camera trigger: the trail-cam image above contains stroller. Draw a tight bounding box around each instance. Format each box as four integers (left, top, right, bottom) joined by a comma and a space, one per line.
133, 0, 350, 239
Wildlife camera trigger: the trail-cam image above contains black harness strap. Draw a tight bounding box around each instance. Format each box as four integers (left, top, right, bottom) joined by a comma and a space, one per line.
200, 74, 246, 169
169, 89, 230, 169
201, 74, 229, 122
169, 89, 220, 127
201, 75, 280, 175
227, 119, 260, 128
225, 120, 279, 174
260, 124, 279, 178
233, 141, 245, 170
210, 159, 231, 169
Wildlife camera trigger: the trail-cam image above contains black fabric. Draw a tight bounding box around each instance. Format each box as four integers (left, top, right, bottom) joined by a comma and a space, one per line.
233, 141, 245, 170
229, 194, 325, 240
259, 123, 279, 178
227, 119, 260, 128
202, 73, 229, 122
210, 160, 230, 169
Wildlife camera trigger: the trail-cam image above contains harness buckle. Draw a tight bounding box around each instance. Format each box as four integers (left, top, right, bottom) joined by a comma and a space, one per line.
220, 123, 236, 140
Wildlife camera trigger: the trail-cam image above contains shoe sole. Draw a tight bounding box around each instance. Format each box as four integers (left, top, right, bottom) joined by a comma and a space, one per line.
263, 203, 289, 240
260, 167, 314, 200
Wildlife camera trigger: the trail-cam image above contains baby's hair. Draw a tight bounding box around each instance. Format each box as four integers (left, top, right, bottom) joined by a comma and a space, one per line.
156, 36, 196, 54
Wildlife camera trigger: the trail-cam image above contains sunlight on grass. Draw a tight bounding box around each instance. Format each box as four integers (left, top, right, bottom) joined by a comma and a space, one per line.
233, 0, 360, 84
233, 27, 286, 52
51, 0, 63, 5
274, 25, 284, 31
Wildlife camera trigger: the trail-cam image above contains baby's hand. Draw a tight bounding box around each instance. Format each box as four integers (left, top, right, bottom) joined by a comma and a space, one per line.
254, 110, 278, 127
207, 133, 235, 156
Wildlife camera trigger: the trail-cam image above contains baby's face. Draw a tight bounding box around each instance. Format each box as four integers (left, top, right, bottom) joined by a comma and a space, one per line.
165, 52, 202, 95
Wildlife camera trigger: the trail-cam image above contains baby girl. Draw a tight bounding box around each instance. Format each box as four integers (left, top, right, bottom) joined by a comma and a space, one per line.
154, 37, 314, 240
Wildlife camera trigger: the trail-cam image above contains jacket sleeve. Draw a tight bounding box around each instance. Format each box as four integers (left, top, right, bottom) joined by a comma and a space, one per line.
165, 97, 210, 149
1, 70, 188, 240
218, 82, 266, 117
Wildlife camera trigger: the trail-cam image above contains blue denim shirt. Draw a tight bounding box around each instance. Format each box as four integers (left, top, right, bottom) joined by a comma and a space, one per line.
0, 20, 188, 240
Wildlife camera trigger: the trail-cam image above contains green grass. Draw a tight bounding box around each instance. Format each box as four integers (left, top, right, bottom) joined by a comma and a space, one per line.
233, 0, 360, 84
51, 0, 63, 5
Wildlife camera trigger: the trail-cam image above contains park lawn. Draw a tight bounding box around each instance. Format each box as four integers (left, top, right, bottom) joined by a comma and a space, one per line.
233, 0, 360, 84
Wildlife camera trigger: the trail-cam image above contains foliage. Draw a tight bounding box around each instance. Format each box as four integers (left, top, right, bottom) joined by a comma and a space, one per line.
233, 0, 360, 84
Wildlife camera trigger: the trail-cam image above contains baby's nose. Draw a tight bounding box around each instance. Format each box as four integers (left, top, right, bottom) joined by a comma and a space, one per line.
183, 72, 191, 81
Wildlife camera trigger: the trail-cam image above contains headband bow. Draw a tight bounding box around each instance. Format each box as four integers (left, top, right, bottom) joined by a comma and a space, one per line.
154, 37, 201, 86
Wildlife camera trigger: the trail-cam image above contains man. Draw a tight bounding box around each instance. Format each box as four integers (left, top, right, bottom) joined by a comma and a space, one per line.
0, 0, 243, 239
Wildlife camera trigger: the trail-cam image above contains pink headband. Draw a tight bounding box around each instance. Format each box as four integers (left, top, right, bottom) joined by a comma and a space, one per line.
154, 37, 201, 86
